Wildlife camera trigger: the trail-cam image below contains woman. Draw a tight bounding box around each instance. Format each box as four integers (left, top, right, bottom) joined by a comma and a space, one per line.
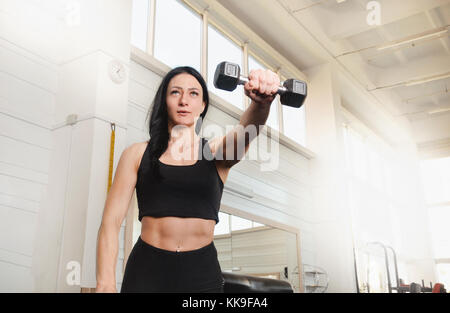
96, 65, 280, 293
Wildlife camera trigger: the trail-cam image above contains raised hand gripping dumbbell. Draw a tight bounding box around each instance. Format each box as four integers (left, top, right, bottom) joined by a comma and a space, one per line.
213, 61, 307, 108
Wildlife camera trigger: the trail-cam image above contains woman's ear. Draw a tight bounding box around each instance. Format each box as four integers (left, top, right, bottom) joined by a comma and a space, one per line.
201, 101, 206, 114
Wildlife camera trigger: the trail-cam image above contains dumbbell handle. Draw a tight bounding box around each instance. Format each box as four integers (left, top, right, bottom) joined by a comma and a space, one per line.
237, 75, 288, 94
214, 61, 307, 108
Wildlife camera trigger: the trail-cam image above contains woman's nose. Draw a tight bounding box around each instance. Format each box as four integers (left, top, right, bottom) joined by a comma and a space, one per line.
179, 91, 189, 105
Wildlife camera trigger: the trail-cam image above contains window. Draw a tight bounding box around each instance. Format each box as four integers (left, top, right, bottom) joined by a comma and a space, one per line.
208, 24, 244, 110
231, 215, 252, 231
382, 158, 394, 197
253, 221, 264, 228
427, 205, 450, 259
154, 0, 201, 72
131, 0, 150, 51
344, 126, 399, 238
420, 156, 450, 289
367, 145, 383, 191
282, 103, 306, 147
248, 54, 279, 131
214, 212, 230, 236
436, 263, 450, 292
420, 156, 450, 205
347, 128, 368, 181
280, 74, 306, 145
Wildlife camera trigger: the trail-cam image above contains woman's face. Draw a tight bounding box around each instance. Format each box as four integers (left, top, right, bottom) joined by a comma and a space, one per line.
166, 73, 206, 131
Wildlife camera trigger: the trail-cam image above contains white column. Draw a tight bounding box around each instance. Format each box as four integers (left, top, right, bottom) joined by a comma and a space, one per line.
304, 63, 357, 292
33, 0, 133, 292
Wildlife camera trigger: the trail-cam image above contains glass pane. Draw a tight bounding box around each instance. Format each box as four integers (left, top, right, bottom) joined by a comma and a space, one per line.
253, 221, 264, 228
282, 104, 306, 146
231, 215, 252, 231
436, 263, 450, 291
131, 0, 149, 51
154, 0, 201, 72
420, 156, 450, 205
248, 55, 279, 131
208, 24, 244, 110
427, 205, 450, 259
349, 129, 367, 181
383, 159, 393, 197
367, 145, 383, 191
214, 212, 230, 236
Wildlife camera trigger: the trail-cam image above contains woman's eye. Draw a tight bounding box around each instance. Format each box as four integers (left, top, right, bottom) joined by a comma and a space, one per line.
170, 90, 198, 96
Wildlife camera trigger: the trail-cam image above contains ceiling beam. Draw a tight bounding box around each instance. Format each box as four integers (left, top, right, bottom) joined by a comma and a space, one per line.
326, 0, 447, 41
369, 54, 450, 90
425, 9, 450, 55
351, 0, 408, 64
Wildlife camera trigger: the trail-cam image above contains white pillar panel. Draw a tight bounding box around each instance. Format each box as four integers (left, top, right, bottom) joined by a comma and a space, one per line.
31, 0, 133, 292
55, 119, 94, 292
81, 120, 127, 288
304, 63, 356, 292
60, 0, 132, 64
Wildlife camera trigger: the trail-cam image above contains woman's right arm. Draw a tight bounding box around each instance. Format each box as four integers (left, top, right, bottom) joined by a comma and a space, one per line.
95, 143, 142, 293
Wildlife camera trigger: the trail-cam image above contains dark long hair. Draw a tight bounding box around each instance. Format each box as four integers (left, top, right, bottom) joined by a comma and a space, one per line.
145, 66, 209, 181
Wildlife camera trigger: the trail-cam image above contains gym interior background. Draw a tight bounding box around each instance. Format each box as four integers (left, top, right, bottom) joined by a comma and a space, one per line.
0, 0, 449, 293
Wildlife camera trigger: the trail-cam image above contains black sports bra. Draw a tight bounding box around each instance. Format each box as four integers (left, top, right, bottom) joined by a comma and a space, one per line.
135, 137, 224, 224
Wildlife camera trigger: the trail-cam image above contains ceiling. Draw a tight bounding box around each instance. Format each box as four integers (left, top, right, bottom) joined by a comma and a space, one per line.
216, 0, 450, 149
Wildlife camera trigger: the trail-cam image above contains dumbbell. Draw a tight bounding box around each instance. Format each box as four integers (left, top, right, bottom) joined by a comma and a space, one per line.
213, 61, 307, 108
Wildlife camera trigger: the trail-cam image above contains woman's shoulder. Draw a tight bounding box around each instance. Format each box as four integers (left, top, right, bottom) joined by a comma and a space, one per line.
125, 141, 149, 172
127, 141, 149, 155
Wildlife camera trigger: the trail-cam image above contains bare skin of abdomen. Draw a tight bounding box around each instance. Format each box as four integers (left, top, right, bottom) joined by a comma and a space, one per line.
140, 216, 216, 252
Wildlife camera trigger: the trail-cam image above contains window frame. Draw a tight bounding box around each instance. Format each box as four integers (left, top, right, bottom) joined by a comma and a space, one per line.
130, 0, 312, 147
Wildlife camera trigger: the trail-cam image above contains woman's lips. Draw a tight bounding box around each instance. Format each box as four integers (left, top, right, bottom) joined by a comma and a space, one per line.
177, 111, 190, 116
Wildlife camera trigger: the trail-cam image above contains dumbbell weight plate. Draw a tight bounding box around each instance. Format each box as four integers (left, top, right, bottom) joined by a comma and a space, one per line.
280, 79, 307, 108
213, 61, 240, 91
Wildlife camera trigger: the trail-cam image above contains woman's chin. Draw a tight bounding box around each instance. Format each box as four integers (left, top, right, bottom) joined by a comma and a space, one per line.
172, 120, 194, 128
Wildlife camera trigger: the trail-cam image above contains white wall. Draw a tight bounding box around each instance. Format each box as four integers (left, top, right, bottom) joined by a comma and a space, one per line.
0, 0, 132, 292
0, 1, 58, 292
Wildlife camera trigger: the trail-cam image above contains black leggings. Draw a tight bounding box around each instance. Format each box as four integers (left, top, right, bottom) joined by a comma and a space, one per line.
120, 236, 225, 293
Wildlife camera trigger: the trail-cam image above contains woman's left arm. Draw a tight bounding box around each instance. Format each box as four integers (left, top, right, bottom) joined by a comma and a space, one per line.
211, 68, 280, 168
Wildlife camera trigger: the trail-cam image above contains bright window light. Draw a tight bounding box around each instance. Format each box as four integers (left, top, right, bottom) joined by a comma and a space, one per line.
131, 0, 149, 51
367, 145, 383, 191
208, 24, 244, 110
436, 263, 450, 291
420, 156, 450, 205
282, 104, 305, 146
427, 205, 450, 259
154, 0, 201, 72
231, 215, 252, 231
214, 212, 230, 236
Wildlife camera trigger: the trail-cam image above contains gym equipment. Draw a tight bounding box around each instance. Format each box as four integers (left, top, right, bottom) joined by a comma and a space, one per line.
362, 242, 398, 293
409, 282, 422, 293
213, 61, 307, 108
222, 272, 294, 293
432, 283, 447, 293
302, 264, 329, 293
360, 242, 446, 293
